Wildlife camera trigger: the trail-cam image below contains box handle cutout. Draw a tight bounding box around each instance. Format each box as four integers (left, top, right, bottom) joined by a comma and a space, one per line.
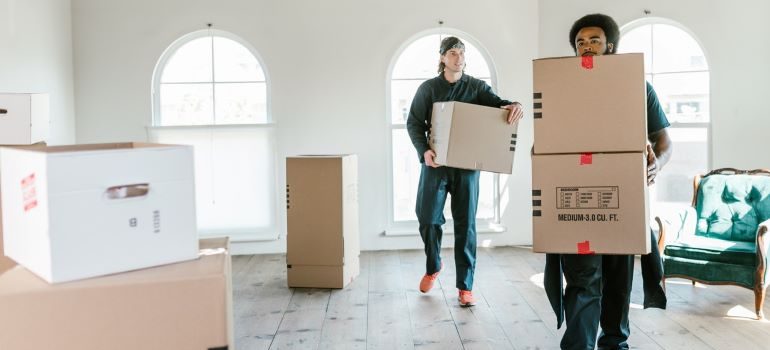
105, 183, 149, 200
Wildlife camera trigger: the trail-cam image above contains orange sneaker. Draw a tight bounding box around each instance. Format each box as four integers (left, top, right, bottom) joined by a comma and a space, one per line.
458, 290, 476, 307
419, 263, 442, 293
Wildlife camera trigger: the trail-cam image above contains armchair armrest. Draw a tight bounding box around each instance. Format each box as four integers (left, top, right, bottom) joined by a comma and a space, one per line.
655, 206, 697, 251
757, 218, 770, 287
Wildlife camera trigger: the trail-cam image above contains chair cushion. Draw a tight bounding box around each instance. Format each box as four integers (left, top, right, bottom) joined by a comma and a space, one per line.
665, 235, 756, 266
696, 174, 770, 242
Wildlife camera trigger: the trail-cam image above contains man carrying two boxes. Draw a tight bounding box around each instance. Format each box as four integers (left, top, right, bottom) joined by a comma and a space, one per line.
534, 14, 673, 350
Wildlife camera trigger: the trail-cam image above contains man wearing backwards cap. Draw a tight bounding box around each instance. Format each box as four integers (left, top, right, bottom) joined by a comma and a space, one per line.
406, 36, 524, 307
543, 13, 673, 350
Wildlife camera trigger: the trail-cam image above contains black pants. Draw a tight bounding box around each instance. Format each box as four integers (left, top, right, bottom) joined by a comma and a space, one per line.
560, 254, 634, 350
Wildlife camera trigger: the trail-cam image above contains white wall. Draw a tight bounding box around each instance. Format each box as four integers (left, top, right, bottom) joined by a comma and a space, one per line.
70, 0, 770, 253
0, 0, 76, 144
71, 0, 539, 253
538, 0, 770, 170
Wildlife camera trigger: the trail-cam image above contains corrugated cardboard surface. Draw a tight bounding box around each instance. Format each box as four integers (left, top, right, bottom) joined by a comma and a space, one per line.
286, 155, 360, 288
0, 238, 233, 350
533, 54, 647, 154
287, 255, 360, 289
532, 152, 650, 255
430, 101, 519, 174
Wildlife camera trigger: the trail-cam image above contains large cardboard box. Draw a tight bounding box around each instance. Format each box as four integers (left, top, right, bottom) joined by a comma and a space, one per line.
429, 101, 519, 174
532, 152, 650, 255
0, 93, 49, 145
286, 155, 360, 288
0, 238, 232, 350
532, 53, 647, 154
0, 143, 199, 283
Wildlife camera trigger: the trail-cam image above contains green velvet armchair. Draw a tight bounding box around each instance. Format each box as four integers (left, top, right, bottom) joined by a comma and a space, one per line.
655, 168, 770, 319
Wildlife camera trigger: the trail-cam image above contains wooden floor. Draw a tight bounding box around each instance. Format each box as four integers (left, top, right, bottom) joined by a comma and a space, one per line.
232, 246, 770, 350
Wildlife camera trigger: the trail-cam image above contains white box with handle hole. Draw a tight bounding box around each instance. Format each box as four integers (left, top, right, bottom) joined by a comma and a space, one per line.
0, 142, 198, 283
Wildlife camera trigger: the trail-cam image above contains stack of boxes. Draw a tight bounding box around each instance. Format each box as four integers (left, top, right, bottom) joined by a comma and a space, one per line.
286, 155, 360, 288
531, 53, 651, 255
0, 95, 233, 348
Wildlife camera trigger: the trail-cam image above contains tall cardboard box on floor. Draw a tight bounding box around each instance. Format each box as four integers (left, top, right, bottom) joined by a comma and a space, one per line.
429, 101, 519, 174
531, 152, 650, 255
286, 155, 360, 288
532, 53, 647, 154
0, 238, 233, 350
0, 142, 199, 283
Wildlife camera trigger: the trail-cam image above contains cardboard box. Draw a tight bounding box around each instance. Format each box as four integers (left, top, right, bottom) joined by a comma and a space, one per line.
0, 93, 49, 145
429, 101, 519, 174
286, 155, 360, 288
532, 152, 650, 254
532, 53, 647, 154
0, 238, 232, 350
0, 142, 199, 283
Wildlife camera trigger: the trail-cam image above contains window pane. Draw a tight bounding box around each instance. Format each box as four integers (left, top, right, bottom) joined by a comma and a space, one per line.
618, 25, 652, 72
214, 82, 267, 124
159, 83, 213, 125
652, 24, 708, 73
650, 127, 708, 208
148, 127, 276, 232
392, 129, 421, 221
651, 72, 710, 123
161, 37, 212, 83
392, 34, 490, 80
213, 37, 265, 82
391, 80, 422, 124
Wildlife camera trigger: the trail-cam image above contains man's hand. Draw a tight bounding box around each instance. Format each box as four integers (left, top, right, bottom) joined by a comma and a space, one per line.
646, 144, 659, 186
502, 102, 524, 124
424, 150, 440, 168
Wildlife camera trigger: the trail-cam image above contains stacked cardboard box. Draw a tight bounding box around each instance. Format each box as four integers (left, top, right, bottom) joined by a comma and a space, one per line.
531, 53, 651, 255
429, 101, 520, 174
0, 238, 232, 349
0, 93, 50, 273
286, 155, 360, 288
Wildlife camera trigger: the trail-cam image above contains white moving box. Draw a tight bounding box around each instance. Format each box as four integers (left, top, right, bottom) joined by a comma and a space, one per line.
0, 93, 49, 145
0, 143, 199, 283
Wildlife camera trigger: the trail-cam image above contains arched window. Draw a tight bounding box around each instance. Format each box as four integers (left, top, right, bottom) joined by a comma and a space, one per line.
387, 30, 502, 233
619, 20, 710, 211
150, 29, 276, 240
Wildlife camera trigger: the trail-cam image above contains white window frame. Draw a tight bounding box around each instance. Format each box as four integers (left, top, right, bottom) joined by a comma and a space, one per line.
621, 17, 712, 205
384, 28, 505, 236
148, 29, 278, 242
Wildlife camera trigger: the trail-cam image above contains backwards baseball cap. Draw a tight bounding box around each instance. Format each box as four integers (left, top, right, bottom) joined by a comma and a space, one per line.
439, 36, 465, 55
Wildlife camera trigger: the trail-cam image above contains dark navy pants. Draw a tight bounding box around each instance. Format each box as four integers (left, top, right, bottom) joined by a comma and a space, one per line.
560, 254, 634, 350
416, 164, 479, 291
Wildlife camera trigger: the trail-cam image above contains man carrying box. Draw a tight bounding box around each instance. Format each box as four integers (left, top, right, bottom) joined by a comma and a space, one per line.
406, 36, 524, 306
544, 14, 673, 350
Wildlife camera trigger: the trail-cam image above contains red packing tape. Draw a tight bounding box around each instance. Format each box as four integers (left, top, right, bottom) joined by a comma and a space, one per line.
577, 240, 595, 255
580, 153, 593, 165
582, 56, 594, 69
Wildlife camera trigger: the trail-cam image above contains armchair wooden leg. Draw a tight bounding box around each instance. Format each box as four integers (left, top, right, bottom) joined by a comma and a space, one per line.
692, 280, 696, 286
755, 285, 767, 320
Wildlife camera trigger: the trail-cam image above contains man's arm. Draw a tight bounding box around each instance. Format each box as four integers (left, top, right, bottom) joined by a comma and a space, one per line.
477, 81, 524, 124
406, 84, 433, 165
647, 128, 673, 185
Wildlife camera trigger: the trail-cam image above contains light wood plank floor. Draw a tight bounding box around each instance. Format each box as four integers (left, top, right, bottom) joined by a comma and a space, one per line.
233, 247, 770, 350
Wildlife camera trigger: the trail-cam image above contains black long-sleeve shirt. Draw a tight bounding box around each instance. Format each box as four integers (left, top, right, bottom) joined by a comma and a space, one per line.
406, 73, 513, 163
